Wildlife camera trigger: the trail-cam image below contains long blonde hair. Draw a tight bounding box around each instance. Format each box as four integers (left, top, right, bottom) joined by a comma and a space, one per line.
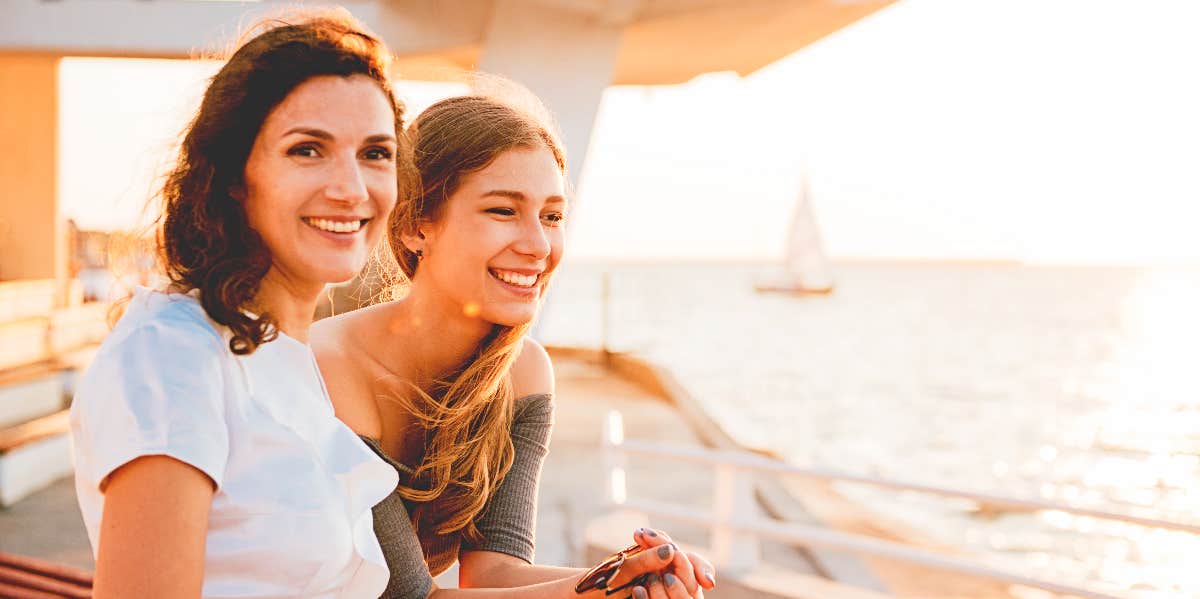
386, 94, 565, 543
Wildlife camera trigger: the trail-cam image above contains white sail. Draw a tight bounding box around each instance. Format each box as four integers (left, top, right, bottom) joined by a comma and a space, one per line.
784, 179, 834, 290
757, 178, 834, 294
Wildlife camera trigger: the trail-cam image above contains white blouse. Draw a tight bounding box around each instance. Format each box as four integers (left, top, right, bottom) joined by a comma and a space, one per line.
70, 288, 397, 598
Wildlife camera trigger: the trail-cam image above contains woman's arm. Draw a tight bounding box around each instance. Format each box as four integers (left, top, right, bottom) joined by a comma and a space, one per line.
75, 319, 230, 599
459, 341, 715, 597
459, 550, 579, 587
431, 575, 587, 599
434, 543, 695, 599
93, 455, 216, 599
459, 529, 716, 595
459, 339, 557, 585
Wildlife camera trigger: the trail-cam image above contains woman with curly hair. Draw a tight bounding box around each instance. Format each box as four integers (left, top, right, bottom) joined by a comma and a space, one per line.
69, 10, 416, 598
312, 93, 717, 599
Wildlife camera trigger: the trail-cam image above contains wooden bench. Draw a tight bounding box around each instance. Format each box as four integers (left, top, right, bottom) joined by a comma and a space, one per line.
0, 361, 73, 507
49, 304, 110, 357
0, 362, 65, 430
0, 318, 52, 373
0, 551, 92, 598
0, 280, 56, 324
0, 410, 73, 507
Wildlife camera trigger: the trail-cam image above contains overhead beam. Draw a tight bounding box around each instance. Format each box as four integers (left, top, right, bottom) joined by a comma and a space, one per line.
477, 0, 622, 188
611, 0, 896, 84
0, 55, 64, 287
0, 0, 487, 59
1, 0, 895, 85
2, 0, 305, 58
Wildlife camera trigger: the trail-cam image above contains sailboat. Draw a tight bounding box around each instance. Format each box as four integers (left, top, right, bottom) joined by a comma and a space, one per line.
755, 178, 835, 295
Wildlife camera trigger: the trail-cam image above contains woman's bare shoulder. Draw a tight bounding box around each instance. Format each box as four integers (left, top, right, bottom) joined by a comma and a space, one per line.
311, 302, 395, 361
311, 310, 361, 371
311, 307, 389, 438
510, 337, 554, 398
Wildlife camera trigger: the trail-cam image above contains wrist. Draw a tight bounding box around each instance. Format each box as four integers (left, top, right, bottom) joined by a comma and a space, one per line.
554, 573, 601, 599
573, 544, 650, 598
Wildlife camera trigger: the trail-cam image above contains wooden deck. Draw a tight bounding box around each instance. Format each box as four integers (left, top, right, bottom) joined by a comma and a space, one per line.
0, 551, 92, 598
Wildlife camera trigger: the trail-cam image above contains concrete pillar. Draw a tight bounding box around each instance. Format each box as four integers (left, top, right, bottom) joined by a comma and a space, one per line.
0, 54, 64, 290
477, 0, 622, 189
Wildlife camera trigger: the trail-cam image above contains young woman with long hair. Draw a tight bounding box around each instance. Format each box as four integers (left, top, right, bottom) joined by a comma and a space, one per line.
69, 11, 416, 598
312, 94, 717, 599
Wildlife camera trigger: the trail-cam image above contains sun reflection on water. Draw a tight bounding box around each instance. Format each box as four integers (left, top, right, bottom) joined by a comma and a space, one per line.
539, 263, 1200, 595
1094, 271, 1200, 498
1045, 269, 1200, 594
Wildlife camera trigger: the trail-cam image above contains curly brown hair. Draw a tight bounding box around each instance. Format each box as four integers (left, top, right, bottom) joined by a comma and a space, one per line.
159, 9, 416, 354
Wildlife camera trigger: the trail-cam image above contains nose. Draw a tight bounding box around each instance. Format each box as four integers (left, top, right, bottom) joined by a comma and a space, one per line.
323, 155, 369, 205
513, 214, 552, 260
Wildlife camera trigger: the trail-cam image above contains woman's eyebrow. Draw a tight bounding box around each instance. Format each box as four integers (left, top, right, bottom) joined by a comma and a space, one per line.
283, 127, 333, 139
481, 189, 526, 201
281, 129, 396, 144
481, 190, 567, 204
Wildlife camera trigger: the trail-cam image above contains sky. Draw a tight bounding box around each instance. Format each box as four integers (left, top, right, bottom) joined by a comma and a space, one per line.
58, 0, 1200, 265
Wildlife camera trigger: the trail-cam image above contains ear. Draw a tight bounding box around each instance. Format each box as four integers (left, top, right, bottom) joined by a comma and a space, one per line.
228, 183, 247, 202
398, 223, 429, 256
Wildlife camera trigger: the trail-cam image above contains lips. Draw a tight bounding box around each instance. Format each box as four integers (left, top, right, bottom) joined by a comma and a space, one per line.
302, 216, 368, 234
489, 268, 541, 288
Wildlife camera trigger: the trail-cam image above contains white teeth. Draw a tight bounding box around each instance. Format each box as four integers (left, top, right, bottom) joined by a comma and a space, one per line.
491, 269, 538, 287
305, 218, 363, 233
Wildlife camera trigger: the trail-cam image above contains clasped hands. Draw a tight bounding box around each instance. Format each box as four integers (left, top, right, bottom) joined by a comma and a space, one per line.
588, 527, 717, 599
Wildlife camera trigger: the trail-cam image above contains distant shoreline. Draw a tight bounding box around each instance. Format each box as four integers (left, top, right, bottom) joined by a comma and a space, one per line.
560, 257, 1200, 269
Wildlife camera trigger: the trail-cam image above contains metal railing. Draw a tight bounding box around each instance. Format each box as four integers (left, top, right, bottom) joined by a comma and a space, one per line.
600, 410, 1192, 599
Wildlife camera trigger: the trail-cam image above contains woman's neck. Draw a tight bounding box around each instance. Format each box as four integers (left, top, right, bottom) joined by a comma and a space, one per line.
381, 285, 494, 385
254, 268, 323, 343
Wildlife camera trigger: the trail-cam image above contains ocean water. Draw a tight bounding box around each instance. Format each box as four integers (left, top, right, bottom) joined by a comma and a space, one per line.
537, 261, 1200, 597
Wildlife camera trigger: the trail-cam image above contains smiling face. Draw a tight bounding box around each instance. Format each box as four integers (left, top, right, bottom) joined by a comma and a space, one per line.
241, 74, 399, 292
412, 144, 567, 327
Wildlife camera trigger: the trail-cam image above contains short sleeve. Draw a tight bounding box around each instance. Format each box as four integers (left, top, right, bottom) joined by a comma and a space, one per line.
358, 436, 435, 599
72, 317, 230, 492
465, 393, 555, 562
372, 489, 435, 599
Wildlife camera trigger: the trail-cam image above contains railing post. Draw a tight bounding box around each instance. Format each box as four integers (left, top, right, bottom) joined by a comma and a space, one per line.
602, 410, 626, 505
600, 271, 612, 366
711, 463, 759, 574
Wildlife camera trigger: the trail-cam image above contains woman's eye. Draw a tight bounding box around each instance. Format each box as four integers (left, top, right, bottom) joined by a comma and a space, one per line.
363, 147, 394, 161
486, 207, 516, 217
287, 144, 320, 158
542, 212, 566, 226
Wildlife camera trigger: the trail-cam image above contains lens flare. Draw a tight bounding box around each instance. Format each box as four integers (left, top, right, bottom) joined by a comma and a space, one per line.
463, 301, 481, 318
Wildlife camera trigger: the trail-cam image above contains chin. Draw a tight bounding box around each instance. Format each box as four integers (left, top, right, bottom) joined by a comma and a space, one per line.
306, 262, 365, 285
482, 306, 540, 328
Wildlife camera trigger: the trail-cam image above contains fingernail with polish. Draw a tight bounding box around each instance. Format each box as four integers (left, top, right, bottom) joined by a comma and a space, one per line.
633, 587, 647, 599
705, 572, 716, 585
645, 573, 660, 586
647, 529, 658, 537
664, 573, 677, 587
657, 545, 672, 559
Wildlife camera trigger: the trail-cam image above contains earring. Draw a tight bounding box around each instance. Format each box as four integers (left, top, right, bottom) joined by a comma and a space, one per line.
415, 249, 423, 259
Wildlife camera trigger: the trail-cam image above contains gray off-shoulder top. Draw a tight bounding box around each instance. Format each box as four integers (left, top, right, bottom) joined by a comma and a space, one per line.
360, 393, 555, 599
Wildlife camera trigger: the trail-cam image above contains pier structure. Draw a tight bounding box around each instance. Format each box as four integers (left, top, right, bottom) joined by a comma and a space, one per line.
0, 0, 894, 291
0, 2, 903, 593
0, 0, 893, 503
2, 0, 893, 187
